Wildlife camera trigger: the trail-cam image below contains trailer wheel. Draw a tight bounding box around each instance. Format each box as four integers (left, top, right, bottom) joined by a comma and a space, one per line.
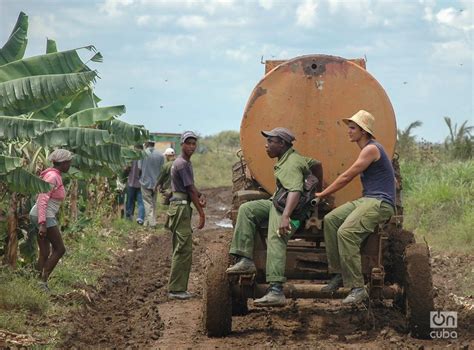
403, 243, 434, 339
202, 244, 232, 337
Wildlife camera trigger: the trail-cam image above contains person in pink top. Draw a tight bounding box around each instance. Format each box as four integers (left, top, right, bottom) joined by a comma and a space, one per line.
29, 149, 73, 292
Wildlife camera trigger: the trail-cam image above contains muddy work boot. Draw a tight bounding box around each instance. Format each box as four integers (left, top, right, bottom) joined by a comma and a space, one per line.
168, 291, 194, 300
321, 274, 343, 293
253, 283, 286, 307
342, 287, 368, 305
226, 257, 256, 275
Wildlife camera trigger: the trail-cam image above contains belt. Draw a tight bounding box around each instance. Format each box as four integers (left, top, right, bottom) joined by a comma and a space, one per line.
172, 192, 189, 200
169, 199, 189, 205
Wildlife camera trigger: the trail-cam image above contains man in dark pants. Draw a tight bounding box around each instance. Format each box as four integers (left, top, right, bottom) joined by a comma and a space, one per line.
315, 110, 395, 305
167, 131, 206, 300
126, 144, 145, 224
226, 127, 319, 306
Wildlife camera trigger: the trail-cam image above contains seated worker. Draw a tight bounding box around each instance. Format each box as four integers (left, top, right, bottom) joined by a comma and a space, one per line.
226, 127, 320, 307
315, 110, 395, 305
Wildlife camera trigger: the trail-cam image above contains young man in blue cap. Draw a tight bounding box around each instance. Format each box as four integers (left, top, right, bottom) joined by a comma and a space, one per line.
167, 131, 206, 300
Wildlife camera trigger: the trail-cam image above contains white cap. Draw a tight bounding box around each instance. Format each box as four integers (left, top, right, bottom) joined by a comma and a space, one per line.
164, 147, 175, 156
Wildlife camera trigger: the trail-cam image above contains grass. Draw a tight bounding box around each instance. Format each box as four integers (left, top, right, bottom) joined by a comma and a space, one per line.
193, 150, 239, 188
401, 159, 474, 253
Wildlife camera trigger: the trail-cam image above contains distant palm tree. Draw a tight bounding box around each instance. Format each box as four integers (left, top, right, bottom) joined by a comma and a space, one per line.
396, 120, 422, 157
444, 116, 473, 160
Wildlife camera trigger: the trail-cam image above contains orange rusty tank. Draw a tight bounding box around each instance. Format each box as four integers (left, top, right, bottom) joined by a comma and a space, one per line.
240, 54, 397, 206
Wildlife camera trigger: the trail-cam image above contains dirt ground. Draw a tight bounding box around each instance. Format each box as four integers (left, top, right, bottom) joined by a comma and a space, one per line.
60, 187, 473, 349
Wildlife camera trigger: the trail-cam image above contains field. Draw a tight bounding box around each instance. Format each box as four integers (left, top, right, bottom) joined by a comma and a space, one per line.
0, 144, 473, 348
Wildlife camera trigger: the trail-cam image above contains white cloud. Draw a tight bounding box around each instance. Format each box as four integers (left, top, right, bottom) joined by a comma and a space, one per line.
258, 0, 274, 10
29, 15, 59, 39
145, 35, 197, 56
225, 47, 251, 62
435, 7, 473, 32
136, 15, 151, 26
423, 6, 434, 21
431, 40, 472, 65
100, 0, 134, 17
177, 15, 208, 29
296, 0, 319, 28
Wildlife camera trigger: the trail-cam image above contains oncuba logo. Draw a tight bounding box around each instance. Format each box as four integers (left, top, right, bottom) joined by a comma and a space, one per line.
430, 311, 458, 339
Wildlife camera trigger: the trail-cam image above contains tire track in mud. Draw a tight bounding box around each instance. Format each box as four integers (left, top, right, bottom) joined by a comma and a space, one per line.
62, 187, 474, 348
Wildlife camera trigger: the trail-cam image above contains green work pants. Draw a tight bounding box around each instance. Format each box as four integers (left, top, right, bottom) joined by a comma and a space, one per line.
324, 197, 394, 289
167, 202, 193, 292
229, 199, 294, 283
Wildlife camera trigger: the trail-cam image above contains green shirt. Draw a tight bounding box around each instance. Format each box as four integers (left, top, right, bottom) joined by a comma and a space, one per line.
157, 160, 173, 190
274, 148, 315, 193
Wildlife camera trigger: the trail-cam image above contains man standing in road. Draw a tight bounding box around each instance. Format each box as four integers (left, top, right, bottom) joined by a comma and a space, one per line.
226, 127, 320, 307
167, 131, 206, 300
139, 140, 164, 228
315, 110, 395, 305
156, 147, 176, 205
126, 144, 145, 225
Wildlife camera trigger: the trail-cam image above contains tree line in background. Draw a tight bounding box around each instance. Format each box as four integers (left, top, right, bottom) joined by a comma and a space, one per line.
0, 12, 149, 268
396, 117, 472, 161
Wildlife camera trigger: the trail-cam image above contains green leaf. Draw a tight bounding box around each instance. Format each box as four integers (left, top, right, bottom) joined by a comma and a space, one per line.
60, 105, 125, 127
0, 12, 29, 65
0, 71, 97, 115
0, 116, 56, 139
1, 168, 52, 194
101, 119, 149, 145
90, 52, 103, 63
46, 38, 57, 54
33, 127, 111, 148
0, 155, 22, 175
30, 90, 85, 121
0, 49, 93, 83
74, 143, 123, 164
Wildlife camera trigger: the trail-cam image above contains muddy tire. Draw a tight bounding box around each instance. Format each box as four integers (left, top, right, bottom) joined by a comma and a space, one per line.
202, 244, 232, 337
232, 295, 248, 316
403, 243, 434, 339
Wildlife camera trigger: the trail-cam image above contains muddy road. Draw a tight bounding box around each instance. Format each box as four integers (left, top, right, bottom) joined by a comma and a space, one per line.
63, 187, 473, 349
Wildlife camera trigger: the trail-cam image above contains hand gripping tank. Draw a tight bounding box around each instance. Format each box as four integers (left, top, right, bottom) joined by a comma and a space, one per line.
240, 54, 397, 206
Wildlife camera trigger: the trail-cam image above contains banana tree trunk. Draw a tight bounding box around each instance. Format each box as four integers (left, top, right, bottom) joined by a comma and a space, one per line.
4, 192, 18, 267
70, 179, 78, 221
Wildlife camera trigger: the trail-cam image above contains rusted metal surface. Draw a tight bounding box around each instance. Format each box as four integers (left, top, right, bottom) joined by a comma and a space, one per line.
242, 54, 397, 206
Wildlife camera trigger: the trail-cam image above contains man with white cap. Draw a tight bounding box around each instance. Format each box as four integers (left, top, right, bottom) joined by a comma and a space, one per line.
315, 110, 395, 305
139, 140, 164, 228
156, 147, 176, 204
226, 127, 320, 307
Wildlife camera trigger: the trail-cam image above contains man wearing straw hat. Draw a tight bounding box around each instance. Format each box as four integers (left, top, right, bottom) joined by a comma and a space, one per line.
315, 110, 395, 305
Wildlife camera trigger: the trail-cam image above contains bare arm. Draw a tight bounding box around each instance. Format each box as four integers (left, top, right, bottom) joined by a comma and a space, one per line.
186, 184, 205, 229
316, 145, 379, 198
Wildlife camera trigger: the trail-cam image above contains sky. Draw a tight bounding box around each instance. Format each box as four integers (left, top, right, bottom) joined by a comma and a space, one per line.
1, 0, 472, 142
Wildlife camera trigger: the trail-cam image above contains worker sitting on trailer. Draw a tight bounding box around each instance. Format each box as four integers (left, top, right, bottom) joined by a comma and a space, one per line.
226, 127, 320, 307
315, 110, 395, 305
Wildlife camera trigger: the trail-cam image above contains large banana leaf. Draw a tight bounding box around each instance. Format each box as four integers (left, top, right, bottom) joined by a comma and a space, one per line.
0, 155, 22, 175
70, 157, 118, 177
1, 168, 52, 194
33, 127, 111, 148
74, 143, 123, 164
0, 116, 56, 139
63, 88, 100, 116
101, 119, 149, 145
60, 105, 125, 127
0, 12, 28, 66
46, 38, 57, 54
0, 49, 92, 83
30, 90, 85, 121
0, 71, 97, 115
121, 147, 145, 161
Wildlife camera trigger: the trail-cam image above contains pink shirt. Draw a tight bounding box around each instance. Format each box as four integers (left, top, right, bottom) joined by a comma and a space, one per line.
36, 168, 66, 224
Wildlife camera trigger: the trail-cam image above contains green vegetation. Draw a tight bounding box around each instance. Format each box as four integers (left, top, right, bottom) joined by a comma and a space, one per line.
402, 159, 473, 252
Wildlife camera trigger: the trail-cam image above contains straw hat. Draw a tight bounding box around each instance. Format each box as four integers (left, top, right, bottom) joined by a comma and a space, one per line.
342, 110, 375, 137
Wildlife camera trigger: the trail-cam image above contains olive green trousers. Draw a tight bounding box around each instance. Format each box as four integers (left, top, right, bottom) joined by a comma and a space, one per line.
167, 201, 193, 292
230, 199, 294, 283
324, 197, 394, 289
